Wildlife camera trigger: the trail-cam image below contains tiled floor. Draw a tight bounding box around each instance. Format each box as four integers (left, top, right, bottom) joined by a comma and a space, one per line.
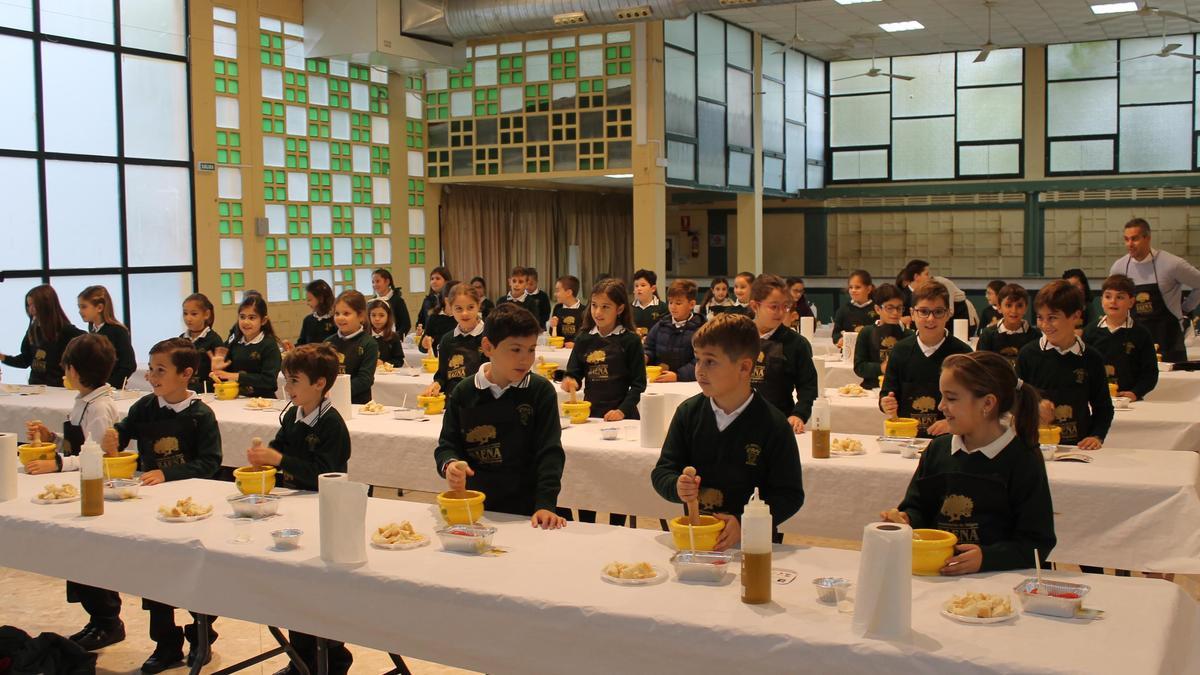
3, 488, 1196, 673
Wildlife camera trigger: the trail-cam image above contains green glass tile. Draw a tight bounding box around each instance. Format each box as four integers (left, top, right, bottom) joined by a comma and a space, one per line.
580, 81, 590, 93
297, 91, 307, 103
409, 252, 416, 264
218, 202, 230, 216
487, 88, 497, 101
438, 92, 449, 104
513, 72, 523, 83
217, 149, 228, 163
592, 79, 603, 90
343, 269, 354, 282
234, 272, 245, 286
263, 169, 274, 184
487, 103, 497, 115
416, 194, 425, 206
229, 133, 240, 147
514, 56, 524, 68
232, 203, 243, 216
308, 188, 319, 201
272, 53, 282, 67
539, 84, 549, 96
300, 222, 309, 234
232, 220, 243, 234
288, 221, 298, 234
221, 273, 231, 287
307, 59, 318, 72
438, 108, 447, 119
278, 254, 288, 266
266, 255, 275, 268
274, 102, 284, 115
297, 75, 306, 86
272, 35, 283, 49
525, 85, 536, 97
265, 238, 275, 252
620, 62, 631, 74
273, 120, 284, 133
580, 158, 590, 170
320, 109, 330, 121
214, 60, 225, 75
474, 89, 485, 102
215, 79, 226, 93
606, 62, 617, 76
565, 66, 576, 79
319, 61, 328, 74
284, 71, 295, 85
353, 253, 362, 265
418, 252, 426, 264
228, 63, 238, 76
229, 81, 239, 94
231, 150, 241, 163
566, 51, 577, 64
620, 45, 631, 58
606, 47, 617, 59
221, 290, 233, 305
274, 170, 285, 182
264, 186, 274, 200
551, 67, 562, 80
312, 253, 322, 266
308, 124, 318, 137
284, 89, 295, 102
260, 33, 270, 47
299, 156, 308, 169
290, 288, 301, 301
474, 104, 485, 116
551, 52, 563, 65
260, 51, 271, 65
275, 187, 286, 199
499, 72, 511, 85
373, 223, 382, 234
219, 220, 230, 234
216, 131, 227, 145
407, 194, 416, 206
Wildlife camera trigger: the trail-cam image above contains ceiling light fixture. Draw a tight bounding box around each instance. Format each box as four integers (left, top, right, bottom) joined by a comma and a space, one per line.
879, 20, 924, 32
604, 173, 634, 179
1089, 2, 1139, 14
835, 0, 883, 5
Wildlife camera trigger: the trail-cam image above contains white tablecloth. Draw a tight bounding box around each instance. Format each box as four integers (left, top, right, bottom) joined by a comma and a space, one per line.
1, 474, 1196, 675
5, 389, 1200, 572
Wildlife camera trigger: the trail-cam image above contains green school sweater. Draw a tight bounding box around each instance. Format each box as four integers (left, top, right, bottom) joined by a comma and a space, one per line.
651, 392, 804, 527
91, 323, 136, 389
1082, 319, 1159, 401
374, 331, 406, 368
325, 331, 379, 405
269, 402, 350, 490
565, 329, 647, 418
433, 373, 564, 515
296, 313, 336, 346
186, 328, 225, 393
1016, 340, 1114, 444
2, 322, 85, 386
751, 327, 819, 421
897, 433, 1056, 573
551, 303, 586, 341
227, 334, 282, 398
879, 332, 973, 438
632, 299, 668, 334
976, 322, 1042, 367
434, 330, 488, 393
853, 323, 913, 388
832, 301, 878, 345
115, 394, 222, 481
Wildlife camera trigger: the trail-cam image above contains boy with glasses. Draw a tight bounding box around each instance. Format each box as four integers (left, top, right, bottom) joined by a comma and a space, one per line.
853, 284, 913, 389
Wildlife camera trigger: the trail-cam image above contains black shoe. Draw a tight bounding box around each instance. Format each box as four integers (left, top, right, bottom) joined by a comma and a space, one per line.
73, 621, 126, 651
186, 644, 212, 668
140, 649, 184, 674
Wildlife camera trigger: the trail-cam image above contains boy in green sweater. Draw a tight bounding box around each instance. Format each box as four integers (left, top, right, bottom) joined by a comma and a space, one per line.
246, 342, 353, 675
853, 283, 912, 389
435, 303, 567, 529
103, 338, 220, 673
880, 281, 973, 438
881, 351, 1055, 574
651, 313, 804, 550
1017, 280, 1113, 449
976, 283, 1041, 367
549, 275, 585, 346
1082, 274, 1159, 402
631, 268, 668, 338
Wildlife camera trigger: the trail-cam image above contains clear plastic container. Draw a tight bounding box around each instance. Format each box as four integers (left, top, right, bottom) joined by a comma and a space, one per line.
1013, 578, 1090, 618
670, 550, 734, 582
227, 493, 281, 519
436, 524, 496, 554
102, 479, 140, 502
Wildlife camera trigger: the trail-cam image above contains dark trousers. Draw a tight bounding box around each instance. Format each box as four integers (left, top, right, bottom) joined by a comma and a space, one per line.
143, 600, 217, 652
574, 509, 632, 526
66, 582, 122, 627
289, 631, 353, 675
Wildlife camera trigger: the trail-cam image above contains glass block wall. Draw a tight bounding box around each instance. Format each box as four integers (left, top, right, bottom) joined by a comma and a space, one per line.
422, 29, 636, 177
0, 0, 193, 376
210, 6, 401, 311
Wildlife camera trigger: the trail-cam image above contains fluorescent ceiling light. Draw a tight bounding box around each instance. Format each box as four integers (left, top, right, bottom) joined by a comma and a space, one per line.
835, 0, 883, 4
1090, 2, 1139, 14
879, 20, 924, 32
604, 173, 633, 178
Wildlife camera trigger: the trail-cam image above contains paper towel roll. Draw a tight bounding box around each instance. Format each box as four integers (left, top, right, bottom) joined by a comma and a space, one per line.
842, 330, 859, 363
799, 316, 815, 340
637, 393, 668, 449
0, 433, 17, 502
319, 472, 367, 565
813, 355, 827, 393
953, 319, 969, 344
852, 522, 913, 641
329, 374, 354, 420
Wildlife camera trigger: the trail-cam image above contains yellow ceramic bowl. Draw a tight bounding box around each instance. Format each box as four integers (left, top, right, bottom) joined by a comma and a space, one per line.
1038, 425, 1061, 445
884, 417, 919, 438
668, 515, 726, 551
417, 394, 446, 415
547, 336, 565, 349
645, 365, 663, 382
535, 361, 558, 379
561, 400, 591, 424
912, 528, 958, 576
103, 451, 139, 479
421, 357, 440, 373
18, 442, 57, 466
62, 375, 76, 390
233, 465, 277, 495
214, 381, 240, 400
436, 489, 486, 524
1108, 382, 1119, 397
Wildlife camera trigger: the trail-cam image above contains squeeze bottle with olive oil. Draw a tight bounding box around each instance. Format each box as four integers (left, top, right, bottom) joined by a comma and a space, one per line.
80, 438, 104, 517
740, 489, 772, 605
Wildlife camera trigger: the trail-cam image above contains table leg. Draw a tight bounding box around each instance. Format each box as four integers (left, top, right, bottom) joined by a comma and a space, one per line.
316, 636, 328, 675
189, 617, 211, 675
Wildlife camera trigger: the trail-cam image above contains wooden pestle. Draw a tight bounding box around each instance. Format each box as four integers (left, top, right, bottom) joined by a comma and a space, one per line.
682, 466, 700, 526
452, 461, 469, 499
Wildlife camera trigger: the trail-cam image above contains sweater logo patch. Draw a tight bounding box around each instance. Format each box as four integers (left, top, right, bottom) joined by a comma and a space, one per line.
468, 445, 502, 465
465, 425, 497, 444
911, 396, 937, 414
1123, 341, 1135, 355
563, 316, 576, 325
744, 443, 761, 466
1000, 346, 1018, 357
305, 433, 320, 450
449, 354, 465, 369
153, 437, 180, 456
1073, 368, 1086, 384
881, 337, 898, 349
1054, 405, 1079, 441
586, 350, 607, 364
1105, 365, 1116, 378
33, 348, 47, 370
1135, 291, 1152, 315
751, 351, 766, 383
699, 487, 724, 511
940, 494, 974, 522
517, 404, 534, 426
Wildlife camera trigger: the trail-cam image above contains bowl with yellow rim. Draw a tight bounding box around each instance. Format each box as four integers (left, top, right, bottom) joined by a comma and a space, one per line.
417, 394, 446, 415
668, 515, 725, 551
547, 336, 565, 349
534, 361, 558, 379
911, 528, 957, 576
233, 465, 277, 495
103, 451, 139, 479
421, 357, 440, 373
213, 381, 240, 400
645, 365, 663, 382
436, 489, 486, 525
561, 400, 591, 424
1038, 425, 1061, 445
18, 442, 57, 466
884, 417, 919, 438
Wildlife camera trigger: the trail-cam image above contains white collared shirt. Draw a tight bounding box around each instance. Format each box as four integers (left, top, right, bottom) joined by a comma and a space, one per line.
157, 392, 197, 413
297, 399, 332, 427
734, 299, 750, 308
473, 363, 529, 399
950, 426, 1015, 460
182, 327, 212, 343
372, 330, 385, 339
312, 311, 332, 321
633, 296, 660, 310
589, 325, 626, 337
238, 331, 266, 346
374, 289, 394, 303
1040, 336, 1084, 356
850, 299, 873, 309
759, 326, 779, 340
453, 321, 485, 338
64, 385, 118, 468
710, 391, 754, 432
336, 327, 364, 340
917, 331, 947, 357
1098, 315, 1134, 333
560, 300, 581, 310
997, 320, 1029, 335
506, 292, 526, 303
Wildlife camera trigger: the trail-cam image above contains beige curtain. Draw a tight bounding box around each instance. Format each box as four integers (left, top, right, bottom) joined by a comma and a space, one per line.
442, 185, 632, 296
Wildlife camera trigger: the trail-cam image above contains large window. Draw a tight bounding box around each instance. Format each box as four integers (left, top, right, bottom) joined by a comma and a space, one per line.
828, 49, 1023, 182
0, 0, 193, 375
664, 14, 826, 193
1046, 35, 1199, 175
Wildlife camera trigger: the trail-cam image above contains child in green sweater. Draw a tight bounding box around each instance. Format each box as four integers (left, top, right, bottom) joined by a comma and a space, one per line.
651, 313, 804, 550
976, 283, 1041, 367
210, 295, 282, 398
435, 303, 566, 529
549, 275, 585, 346
181, 293, 224, 393
832, 269, 877, 349
1082, 274, 1159, 402
1018, 280, 1113, 449
880, 281, 973, 438
424, 282, 488, 397
631, 268, 667, 337
853, 283, 912, 389
881, 351, 1056, 575
749, 274, 819, 433
562, 279, 646, 422
324, 290, 379, 405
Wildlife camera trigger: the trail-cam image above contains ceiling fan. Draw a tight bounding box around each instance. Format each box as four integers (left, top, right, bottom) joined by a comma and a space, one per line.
832, 38, 914, 81
1086, 2, 1199, 25
771, 4, 845, 57
946, 1, 1020, 63
1117, 19, 1200, 61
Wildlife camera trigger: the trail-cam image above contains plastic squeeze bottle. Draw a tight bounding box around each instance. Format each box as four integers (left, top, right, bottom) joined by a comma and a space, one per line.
741, 488, 772, 605
80, 438, 104, 517
810, 396, 831, 459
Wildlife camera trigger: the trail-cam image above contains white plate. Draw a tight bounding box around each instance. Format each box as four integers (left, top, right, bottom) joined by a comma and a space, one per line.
830, 448, 867, 457
837, 391, 869, 398
371, 536, 430, 550
359, 409, 390, 416
31, 495, 80, 505
157, 510, 214, 523
600, 565, 667, 586
941, 607, 1017, 624
243, 404, 278, 412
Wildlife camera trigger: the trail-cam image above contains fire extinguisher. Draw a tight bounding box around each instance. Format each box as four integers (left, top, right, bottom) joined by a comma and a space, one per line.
690, 233, 700, 258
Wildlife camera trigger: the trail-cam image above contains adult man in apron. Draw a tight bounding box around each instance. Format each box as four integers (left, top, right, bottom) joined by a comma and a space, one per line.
1110, 218, 1200, 363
